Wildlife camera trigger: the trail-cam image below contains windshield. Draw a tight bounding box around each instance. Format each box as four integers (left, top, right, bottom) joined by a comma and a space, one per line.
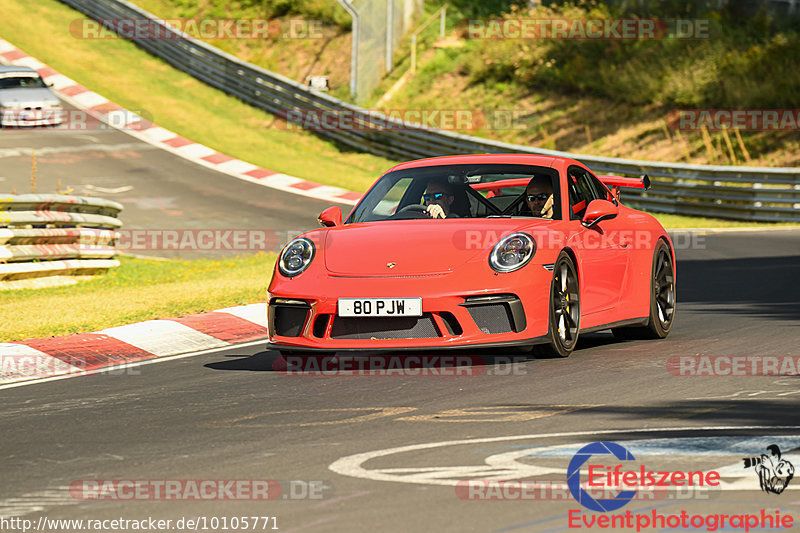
0, 75, 48, 89
347, 164, 561, 223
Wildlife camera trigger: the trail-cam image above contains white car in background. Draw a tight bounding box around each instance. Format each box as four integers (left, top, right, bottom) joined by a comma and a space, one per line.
0, 65, 64, 127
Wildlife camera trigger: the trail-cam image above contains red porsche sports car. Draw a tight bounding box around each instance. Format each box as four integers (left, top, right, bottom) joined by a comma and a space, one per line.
267, 154, 675, 357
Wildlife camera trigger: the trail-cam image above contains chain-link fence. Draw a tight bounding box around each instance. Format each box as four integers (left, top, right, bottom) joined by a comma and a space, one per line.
340, 0, 423, 103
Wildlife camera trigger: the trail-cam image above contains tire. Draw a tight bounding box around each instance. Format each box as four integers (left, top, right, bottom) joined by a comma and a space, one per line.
535, 251, 580, 358
613, 240, 676, 340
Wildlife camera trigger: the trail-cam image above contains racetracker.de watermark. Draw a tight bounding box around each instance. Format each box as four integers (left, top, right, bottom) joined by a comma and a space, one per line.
115, 229, 299, 252
0, 354, 141, 380
70, 18, 324, 40
69, 479, 330, 501
456, 479, 719, 501
460, 18, 710, 40
668, 355, 800, 376
275, 355, 529, 376
1, 516, 278, 533
1, 109, 154, 131
275, 108, 529, 131
668, 109, 800, 131
452, 229, 704, 251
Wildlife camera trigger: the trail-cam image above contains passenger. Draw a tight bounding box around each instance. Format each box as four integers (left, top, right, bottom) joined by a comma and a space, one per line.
525, 177, 554, 219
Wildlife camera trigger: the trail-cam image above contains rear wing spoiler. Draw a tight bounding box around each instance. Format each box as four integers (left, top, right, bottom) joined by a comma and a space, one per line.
597, 174, 651, 201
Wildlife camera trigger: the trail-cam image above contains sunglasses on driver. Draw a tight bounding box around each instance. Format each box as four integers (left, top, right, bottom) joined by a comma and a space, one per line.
423, 192, 448, 202
527, 193, 550, 202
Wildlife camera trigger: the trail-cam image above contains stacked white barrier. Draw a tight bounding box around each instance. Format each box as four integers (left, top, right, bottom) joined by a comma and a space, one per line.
0, 194, 122, 289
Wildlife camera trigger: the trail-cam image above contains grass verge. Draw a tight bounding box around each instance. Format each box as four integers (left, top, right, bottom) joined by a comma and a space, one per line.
0, 254, 276, 342
641, 212, 798, 229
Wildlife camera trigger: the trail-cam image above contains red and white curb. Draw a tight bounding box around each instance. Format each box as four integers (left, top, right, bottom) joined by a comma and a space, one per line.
0, 38, 362, 206
0, 303, 269, 386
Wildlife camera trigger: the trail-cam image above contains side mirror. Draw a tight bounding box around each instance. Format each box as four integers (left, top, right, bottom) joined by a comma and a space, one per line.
318, 206, 342, 227
582, 199, 618, 228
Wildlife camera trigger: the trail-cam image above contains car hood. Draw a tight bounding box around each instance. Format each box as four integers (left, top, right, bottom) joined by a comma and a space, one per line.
322, 219, 543, 276
0, 88, 60, 107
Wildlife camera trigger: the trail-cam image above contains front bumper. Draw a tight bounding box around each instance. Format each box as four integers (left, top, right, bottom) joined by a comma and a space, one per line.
267, 264, 553, 351
1, 109, 64, 127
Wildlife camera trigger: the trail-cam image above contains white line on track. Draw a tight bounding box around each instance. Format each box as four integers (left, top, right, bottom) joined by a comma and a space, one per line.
329, 426, 800, 486
0, 143, 155, 159
0, 487, 77, 519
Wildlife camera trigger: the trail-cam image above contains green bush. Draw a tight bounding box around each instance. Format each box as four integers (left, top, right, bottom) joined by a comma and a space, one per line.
462, 2, 800, 108
152, 0, 351, 29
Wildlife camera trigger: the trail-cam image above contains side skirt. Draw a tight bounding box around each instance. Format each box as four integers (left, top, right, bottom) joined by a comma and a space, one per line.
579, 317, 649, 335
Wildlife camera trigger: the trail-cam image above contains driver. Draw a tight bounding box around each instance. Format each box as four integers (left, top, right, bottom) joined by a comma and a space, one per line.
423, 180, 457, 219
525, 177, 554, 219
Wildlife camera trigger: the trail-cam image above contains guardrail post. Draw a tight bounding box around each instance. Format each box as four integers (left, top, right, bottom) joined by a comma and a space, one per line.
411, 35, 417, 74
337, 0, 359, 100
386, 0, 394, 72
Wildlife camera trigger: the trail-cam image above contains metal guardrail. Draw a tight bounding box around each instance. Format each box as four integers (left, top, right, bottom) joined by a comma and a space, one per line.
57, 0, 800, 221
0, 194, 122, 290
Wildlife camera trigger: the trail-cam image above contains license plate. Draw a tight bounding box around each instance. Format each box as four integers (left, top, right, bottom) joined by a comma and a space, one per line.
338, 298, 422, 317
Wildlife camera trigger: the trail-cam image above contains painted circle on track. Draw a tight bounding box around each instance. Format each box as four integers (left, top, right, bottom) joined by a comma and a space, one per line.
329, 426, 800, 492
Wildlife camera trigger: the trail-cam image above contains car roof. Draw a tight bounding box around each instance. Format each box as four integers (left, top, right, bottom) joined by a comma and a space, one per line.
0, 65, 39, 75
385, 153, 579, 173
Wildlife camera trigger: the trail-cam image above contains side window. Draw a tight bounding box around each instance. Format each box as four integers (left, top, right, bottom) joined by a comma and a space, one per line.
568, 167, 614, 219
372, 177, 413, 216
567, 167, 592, 219
586, 172, 613, 202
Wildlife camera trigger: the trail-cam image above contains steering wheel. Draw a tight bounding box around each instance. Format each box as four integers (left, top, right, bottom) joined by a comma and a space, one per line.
393, 204, 431, 219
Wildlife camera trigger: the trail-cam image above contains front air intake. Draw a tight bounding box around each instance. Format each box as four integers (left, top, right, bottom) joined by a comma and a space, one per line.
269, 299, 310, 337
330, 314, 441, 339
460, 294, 526, 334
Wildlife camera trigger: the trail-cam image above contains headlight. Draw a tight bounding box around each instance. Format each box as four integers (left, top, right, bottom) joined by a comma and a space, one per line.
489, 232, 535, 273
278, 237, 315, 277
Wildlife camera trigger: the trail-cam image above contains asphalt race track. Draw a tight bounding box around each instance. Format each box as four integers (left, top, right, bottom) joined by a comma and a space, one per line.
0, 102, 349, 258
2, 107, 800, 532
